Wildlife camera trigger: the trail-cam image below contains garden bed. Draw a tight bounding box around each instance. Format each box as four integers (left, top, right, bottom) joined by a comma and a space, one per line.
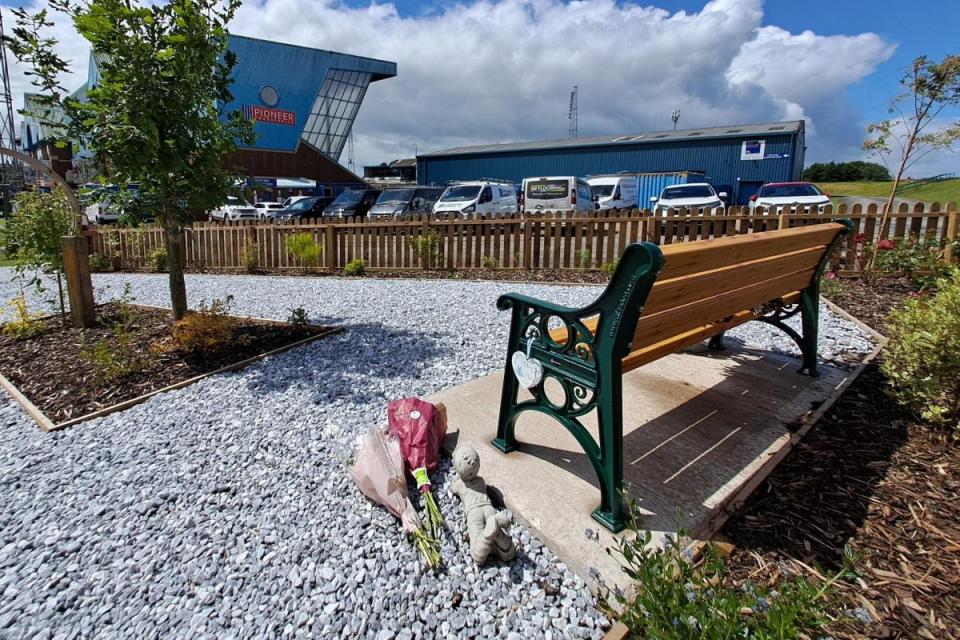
719, 274, 959, 638
0, 303, 339, 430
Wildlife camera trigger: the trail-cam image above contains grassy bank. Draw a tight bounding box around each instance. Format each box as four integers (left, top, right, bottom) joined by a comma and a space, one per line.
816, 179, 960, 205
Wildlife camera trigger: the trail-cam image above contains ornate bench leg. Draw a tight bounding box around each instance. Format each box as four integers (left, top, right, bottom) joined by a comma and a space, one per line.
797, 288, 820, 377
493, 310, 523, 454
590, 377, 627, 533
708, 332, 726, 351
492, 363, 521, 454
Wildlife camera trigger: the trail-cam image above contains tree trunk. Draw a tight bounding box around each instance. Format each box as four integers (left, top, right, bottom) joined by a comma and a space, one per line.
165, 225, 188, 320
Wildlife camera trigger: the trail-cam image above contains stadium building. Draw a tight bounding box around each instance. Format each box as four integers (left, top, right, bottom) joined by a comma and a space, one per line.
23, 35, 396, 199
416, 121, 806, 205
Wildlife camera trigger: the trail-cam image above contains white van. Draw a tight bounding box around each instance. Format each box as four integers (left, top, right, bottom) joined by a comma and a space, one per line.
587, 176, 639, 211
521, 176, 594, 214
433, 181, 518, 218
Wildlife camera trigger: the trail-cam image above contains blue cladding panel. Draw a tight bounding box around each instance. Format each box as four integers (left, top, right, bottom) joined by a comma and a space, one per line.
221, 36, 396, 153
417, 134, 802, 201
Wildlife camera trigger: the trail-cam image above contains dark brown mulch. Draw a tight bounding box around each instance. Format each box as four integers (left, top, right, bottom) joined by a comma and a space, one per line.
721, 282, 960, 640
825, 276, 920, 333
0, 304, 333, 424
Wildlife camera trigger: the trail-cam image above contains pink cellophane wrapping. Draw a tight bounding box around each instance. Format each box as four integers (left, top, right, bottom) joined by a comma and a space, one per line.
386, 398, 448, 489
349, 428, 422, 534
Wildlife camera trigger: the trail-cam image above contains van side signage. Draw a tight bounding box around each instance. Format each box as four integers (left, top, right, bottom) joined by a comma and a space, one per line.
527, 180, 569, 198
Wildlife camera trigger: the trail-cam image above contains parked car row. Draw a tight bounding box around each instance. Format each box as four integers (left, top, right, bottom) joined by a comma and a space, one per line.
194, 179, 834, 226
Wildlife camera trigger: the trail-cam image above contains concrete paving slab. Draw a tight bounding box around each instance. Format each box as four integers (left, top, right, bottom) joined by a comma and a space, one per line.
430, 344, 855, 591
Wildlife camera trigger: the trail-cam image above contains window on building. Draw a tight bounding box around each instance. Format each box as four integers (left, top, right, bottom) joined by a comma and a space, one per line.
301, 68, 372, 158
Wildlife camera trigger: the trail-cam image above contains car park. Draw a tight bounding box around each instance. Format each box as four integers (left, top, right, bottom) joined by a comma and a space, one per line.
650, 183, 727, 213
432, 181, 517, 218
587, 176, 639, 211
367, 187, 444, 219
209, 196, 258, 222
520, 176, 594, 214
253, 202, 285, 220
273, 196, 336, 221
749, 181, 831, 213
322, 189, 381, 219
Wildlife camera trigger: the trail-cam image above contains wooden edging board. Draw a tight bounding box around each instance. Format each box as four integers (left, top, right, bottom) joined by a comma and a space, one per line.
0, 307, 343, 432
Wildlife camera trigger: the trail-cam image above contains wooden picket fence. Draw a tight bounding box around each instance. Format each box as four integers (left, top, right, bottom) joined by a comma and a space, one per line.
86, 202, 958, 274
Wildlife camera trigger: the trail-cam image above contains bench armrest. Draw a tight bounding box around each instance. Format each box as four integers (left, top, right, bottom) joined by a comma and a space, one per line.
496, 292, 579, 317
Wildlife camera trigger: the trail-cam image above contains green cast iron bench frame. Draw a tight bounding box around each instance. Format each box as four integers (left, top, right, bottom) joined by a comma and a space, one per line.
492, 220, 853, 533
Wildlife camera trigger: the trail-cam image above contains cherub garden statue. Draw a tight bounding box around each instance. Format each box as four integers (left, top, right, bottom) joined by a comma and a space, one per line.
451, 444, 516, 565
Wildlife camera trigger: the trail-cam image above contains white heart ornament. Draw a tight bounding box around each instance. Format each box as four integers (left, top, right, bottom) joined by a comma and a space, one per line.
511, 351, 544, 389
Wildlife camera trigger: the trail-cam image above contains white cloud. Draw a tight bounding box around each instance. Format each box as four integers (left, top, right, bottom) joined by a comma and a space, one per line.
7, 0, 940, 173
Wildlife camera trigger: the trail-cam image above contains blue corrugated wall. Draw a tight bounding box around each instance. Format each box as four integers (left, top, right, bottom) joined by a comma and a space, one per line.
417, 133, 803, 205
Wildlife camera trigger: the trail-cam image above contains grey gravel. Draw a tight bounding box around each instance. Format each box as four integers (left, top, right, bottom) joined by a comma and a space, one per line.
0, 270, 875, 639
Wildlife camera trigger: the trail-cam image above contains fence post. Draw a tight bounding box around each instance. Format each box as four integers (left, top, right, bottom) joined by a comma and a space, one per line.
61, 235, 97, 328
324, 223, 335, 269
945, 203, 958, 265
777, 211, 788, 230
522, 212, 532, 269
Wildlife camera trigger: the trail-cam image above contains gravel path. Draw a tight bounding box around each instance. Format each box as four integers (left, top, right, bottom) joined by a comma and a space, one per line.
0, 271, 876, 640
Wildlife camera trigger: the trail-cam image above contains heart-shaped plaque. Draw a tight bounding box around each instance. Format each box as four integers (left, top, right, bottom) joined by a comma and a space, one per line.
511, 351, 544, 389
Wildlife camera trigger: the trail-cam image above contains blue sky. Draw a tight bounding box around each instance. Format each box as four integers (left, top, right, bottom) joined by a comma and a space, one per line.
3, 0, 958, 173
344, 0, 959, 131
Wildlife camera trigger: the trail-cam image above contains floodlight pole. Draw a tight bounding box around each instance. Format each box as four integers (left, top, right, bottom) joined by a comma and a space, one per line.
0, 146, 96, 328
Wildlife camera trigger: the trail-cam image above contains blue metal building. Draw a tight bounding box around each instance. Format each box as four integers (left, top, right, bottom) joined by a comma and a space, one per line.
416, 121, 805, 205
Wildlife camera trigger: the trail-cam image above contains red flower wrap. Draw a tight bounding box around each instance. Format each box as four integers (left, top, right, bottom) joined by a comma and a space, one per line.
386, 397, 448, 492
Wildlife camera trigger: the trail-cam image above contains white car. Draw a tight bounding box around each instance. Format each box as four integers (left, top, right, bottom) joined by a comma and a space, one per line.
280, 195, 311, 209
650, 183, 726, 214
209, 196, 257, 222
432, 181, 517, 218
253, 201, 284, 220
749, 182, 831, 213
85, 197, 120, 225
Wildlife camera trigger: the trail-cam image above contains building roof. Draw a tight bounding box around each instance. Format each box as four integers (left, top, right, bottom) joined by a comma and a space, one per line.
419, 120, 804, 158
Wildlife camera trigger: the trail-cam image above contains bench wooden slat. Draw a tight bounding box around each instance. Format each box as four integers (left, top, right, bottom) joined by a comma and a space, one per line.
622, 291, 800, 371
657, 224, 844, 279
630, 268, 813, 357
643, 245, 823, 316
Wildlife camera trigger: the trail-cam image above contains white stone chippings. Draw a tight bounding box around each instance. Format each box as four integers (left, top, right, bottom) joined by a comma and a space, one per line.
0, 271, 874, 639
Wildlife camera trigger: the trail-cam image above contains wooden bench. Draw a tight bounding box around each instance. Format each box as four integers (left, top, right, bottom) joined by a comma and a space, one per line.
492, 220, 852, 532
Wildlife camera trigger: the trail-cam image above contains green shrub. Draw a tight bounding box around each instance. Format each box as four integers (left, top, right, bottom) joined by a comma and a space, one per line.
286, 232, 322, 272
882, 269, 960, 429
858, 234, 957, 289
575, 249, 592, 269
80, 287, 146, 385
600, 501, 850, 639
1, 190, 72, 318
409, 231, 442, 269
1, 293, 46, 340
80, 323, 146, 385
820, 271, 842, 299
287, 306, 310, 328
600, 261, 617, 277
149, 246, 168, 273
344, 258, 366, 276
88, 252, 114, 273
481, 255, 498, 269
241, 241, 260, 274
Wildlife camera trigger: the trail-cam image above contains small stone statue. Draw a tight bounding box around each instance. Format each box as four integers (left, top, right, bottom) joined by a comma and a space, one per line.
451, 444, 516, 565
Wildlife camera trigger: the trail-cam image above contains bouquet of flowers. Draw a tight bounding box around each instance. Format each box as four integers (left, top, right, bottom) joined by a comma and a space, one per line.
387, 397, 448, 538
349, 427, 440, 568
